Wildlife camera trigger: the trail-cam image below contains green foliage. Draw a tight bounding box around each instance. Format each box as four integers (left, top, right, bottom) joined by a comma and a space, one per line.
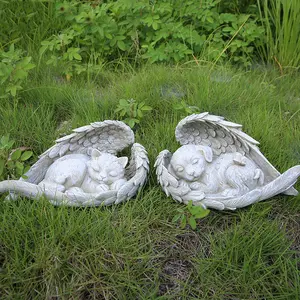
115, 98, 152, 128
39, 0, 263, 71
256, 0, 300, 70
173, 100, 200, 116
0, 44, 35, 98
172, 201, 210, 230
0, 135, 33, 180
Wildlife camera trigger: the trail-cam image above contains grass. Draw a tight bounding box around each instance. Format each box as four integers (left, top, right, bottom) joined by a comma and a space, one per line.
256, 0, 300, 70
0, 64, 300, 299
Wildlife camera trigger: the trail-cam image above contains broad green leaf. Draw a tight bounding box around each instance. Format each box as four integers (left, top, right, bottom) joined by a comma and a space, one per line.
14, 69, 27, 80
16, 161, 24, 176
11, 149, 22, 160
137, 110, 143, 118
128, 119, 135, 128
117, 40, 126, 51
119, 99, 128, 106
18, 56, 31, 67
180, 214, 187, 229
105, 33, 113, 39
194, 209, 210, 219
23, 63, 35, 71
8, 85, 17, 97
114, 107, 123, 113
7, 140, 14, 148
188, 206, 200, 215
73, 53, 82, 60
207, 16, 214, 23
152, 22, 159, 30
1, 135, 10, 145
7, 160, 14, 169
15, 161, 24, 171
23, 165, 31, 174
141, 105, 152, 111
172, 214, 181, 223
21, 151, 33, 161
188, 216, 197, 230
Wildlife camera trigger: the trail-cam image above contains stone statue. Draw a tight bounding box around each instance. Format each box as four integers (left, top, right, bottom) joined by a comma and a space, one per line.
155, 113, 300, 210
39, 150, 128, 193
0, 120, 149, 206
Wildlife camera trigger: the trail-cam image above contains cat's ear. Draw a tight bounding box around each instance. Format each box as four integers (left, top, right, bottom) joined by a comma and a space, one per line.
196, 145, 213, 162
90, 149, 102, 159
118, 157, 128, 168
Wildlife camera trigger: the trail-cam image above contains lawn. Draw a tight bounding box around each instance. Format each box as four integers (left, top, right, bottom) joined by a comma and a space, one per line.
0, 64, 300, 299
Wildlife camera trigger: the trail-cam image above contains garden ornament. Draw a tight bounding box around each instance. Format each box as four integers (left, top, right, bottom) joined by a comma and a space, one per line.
0, 120, 149, 206
155, 113, 300, 210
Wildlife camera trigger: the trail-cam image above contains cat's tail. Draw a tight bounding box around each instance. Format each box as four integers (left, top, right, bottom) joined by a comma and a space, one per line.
0, 180, 67, 202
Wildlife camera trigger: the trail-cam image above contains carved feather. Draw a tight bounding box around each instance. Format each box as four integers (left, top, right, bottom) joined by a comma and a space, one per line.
117, 143, 149, 203
174, 113, 295, 189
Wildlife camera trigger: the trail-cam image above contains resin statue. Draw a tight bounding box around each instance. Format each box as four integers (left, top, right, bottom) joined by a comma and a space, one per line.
0, 120, 149, 206
155, 113, 300, 210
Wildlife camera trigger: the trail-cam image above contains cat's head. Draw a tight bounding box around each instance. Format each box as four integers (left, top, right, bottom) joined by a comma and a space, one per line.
169, 145, 213, 182
87, 149, 128, 184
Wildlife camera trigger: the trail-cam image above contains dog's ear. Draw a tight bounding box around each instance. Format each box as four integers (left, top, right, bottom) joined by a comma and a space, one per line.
196, 145, 213, 162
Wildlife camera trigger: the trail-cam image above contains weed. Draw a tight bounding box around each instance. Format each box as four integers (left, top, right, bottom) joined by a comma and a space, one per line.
115, 98, 152, 128
0, 44, 35, 99
0, 135, 33, 180
173, 200, 210, 230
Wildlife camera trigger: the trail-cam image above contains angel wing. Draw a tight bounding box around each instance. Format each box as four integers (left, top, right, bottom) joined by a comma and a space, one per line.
23, 120, 134, 185
116, 143, 149, 204
155, 150, 196, 203
155, 113, 300, 210
175, 113, 297, 195
5, 120, 149, 206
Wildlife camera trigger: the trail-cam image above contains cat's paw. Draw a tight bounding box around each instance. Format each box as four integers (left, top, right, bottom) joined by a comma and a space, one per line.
182, 190, 206, 202
96, 184, 109, 192
111, 179, 127, 190
190, 182, 202, 190
65, 187, 86, 198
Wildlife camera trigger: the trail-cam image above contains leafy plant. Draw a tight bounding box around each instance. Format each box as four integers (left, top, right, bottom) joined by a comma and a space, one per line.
0, 135, 33, 180
172, 200, 210, 230
115, 98, 152, 128
173, 100, 200, 116
39, 0, 264, 71
0, 44, 35, 98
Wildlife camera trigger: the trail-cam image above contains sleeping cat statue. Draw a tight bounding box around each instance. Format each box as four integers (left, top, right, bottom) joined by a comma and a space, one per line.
38, 149, 128, 195
168, 145, 264, 198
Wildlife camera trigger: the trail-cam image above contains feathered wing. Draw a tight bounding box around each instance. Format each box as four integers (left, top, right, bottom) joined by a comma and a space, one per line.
155, 150, 190, 203
175, 113, 298, 195
116, 143, 149, 204
23, 120, 134, 185
6, 120, 145, 206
